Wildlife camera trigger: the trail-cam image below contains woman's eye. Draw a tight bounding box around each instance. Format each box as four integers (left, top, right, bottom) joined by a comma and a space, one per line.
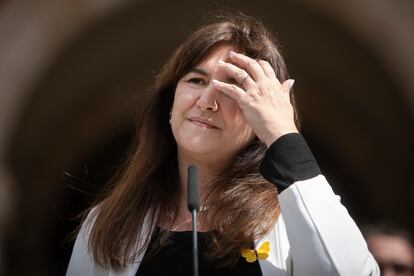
188, 78, 206, 85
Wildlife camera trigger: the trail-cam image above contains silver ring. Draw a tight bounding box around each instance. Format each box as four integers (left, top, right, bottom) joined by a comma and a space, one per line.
240, 74, 249, 84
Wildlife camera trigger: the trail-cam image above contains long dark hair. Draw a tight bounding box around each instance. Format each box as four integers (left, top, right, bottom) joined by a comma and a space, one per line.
86, 12, 300, 270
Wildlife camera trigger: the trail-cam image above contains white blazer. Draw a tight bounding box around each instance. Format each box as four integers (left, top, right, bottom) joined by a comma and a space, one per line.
66, 175, 380, 276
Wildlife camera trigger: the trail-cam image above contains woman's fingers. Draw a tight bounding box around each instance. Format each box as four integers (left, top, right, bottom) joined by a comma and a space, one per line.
257, 60, 278, 82
214, 51, 298, 146
281, 79, 295, 94
217, 60, 255, 89
228, 51, 265, 81
211, 79, 249, 104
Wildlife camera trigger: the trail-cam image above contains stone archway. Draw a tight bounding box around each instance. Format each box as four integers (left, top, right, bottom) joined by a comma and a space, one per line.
1, 0, 413, 274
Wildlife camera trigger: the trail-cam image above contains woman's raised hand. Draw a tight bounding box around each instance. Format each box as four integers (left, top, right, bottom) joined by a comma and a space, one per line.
212, 51, 298, 147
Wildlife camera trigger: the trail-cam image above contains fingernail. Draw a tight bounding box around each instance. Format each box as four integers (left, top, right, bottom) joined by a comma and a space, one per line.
287, 79, 295, 89
212, 79, 219, 85
229, 51, 237, 57
218, 60, 225, 65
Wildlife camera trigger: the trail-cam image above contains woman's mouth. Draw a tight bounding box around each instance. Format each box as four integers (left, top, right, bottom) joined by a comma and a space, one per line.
188, 117, 219, 129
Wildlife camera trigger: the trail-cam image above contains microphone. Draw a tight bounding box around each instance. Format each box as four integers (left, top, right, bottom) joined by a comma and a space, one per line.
187, 165, 199, 276
187, 165, 200, 212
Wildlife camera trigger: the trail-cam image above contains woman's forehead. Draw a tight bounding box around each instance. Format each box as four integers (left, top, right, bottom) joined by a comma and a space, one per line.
191, 45, 234, 72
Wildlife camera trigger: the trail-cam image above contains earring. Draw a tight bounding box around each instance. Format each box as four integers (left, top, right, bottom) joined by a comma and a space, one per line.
169, 111, 172, 124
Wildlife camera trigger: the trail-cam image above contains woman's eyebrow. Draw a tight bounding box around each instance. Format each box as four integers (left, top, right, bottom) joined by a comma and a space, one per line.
189, 67, 237, 84
189, 67, 210, 76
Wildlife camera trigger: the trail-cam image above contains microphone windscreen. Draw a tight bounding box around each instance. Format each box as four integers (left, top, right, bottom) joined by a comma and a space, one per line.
187, 165, 200, 211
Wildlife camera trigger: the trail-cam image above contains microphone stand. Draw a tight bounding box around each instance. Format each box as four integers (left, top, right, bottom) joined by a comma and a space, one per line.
187, 165, 200, 276
191, 208, 198, 276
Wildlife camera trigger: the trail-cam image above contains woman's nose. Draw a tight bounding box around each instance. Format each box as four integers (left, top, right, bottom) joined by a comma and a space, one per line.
196, 83, 219, 111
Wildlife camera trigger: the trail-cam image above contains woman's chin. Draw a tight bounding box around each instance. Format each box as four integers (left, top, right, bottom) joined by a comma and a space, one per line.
178, 143, 221, 157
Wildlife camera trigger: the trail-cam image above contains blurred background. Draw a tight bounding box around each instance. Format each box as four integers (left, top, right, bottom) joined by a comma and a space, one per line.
0, 0, 413, 275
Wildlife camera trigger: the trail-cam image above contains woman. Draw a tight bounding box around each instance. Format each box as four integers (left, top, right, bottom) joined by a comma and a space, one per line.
66, 13, 379, 276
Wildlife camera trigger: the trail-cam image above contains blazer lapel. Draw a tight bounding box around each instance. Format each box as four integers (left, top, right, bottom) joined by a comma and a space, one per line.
257, 214, 292, 276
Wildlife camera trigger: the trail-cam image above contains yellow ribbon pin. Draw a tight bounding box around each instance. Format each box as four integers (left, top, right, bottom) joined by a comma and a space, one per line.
241, 241, 270, 263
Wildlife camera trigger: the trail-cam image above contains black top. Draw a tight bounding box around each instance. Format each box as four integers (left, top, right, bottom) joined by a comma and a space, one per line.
136, 133, 321, 276
137, 228, 262, 276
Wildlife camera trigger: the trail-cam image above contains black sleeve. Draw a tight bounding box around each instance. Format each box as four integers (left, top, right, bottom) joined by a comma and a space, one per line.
259, 133, 321, 193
